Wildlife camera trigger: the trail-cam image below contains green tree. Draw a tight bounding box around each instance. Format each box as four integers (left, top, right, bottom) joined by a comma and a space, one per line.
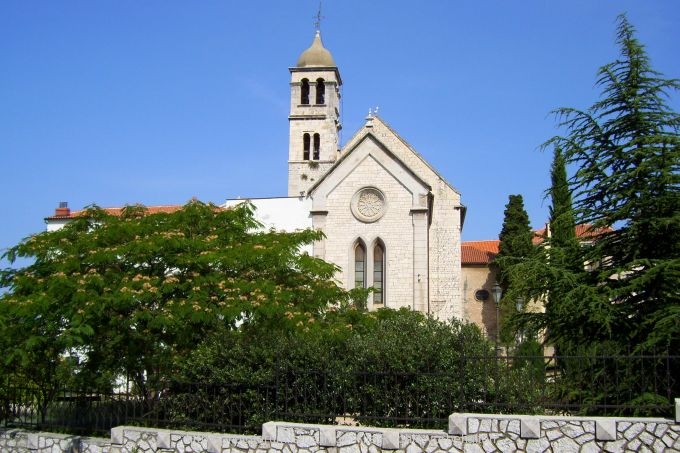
540, 147, 584, 344
496, 194, 535, 290
495, 194, 536, 342
0, 201, 360, 402
548, 147, 578, 254
544, 14, 680, 353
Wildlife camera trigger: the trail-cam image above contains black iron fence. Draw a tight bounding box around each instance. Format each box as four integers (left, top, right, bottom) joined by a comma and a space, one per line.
2, 352, 677, 436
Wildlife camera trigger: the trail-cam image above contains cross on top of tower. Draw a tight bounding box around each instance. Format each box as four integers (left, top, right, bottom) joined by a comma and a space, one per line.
313, 1, 324, 32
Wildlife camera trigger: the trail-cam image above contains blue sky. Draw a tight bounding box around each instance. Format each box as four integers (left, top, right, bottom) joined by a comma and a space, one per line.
2, 1, 679, 266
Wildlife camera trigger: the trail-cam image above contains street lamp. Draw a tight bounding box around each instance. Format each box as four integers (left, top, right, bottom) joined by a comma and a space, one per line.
516, 297, 525, 345
491, 282, 502, 350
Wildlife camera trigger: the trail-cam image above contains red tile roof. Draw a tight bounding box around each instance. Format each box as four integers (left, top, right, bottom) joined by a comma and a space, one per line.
462, 241, 499, 265
533, 223, 612, 240
45, 204, 225, 220
462, 224, 612, 265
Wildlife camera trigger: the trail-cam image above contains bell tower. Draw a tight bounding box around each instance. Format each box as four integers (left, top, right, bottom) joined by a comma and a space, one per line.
288, 30, 342, 196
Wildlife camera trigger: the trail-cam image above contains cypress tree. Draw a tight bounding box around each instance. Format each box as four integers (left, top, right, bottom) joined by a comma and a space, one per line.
494, 194, 535, 342
496, 194, 535, 293
548, 147, 577, 252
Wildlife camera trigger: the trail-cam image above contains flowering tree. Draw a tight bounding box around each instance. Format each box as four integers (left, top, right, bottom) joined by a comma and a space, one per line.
0, 201, 359, 400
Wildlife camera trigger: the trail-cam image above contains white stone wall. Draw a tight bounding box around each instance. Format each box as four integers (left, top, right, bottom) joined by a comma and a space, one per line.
4, 412, 679, 452
222, 197, 314, 255
46, 218, 71, 232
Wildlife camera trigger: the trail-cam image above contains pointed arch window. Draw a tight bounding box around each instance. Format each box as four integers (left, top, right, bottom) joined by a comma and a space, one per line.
303, 133, 311, 160
354, 241, 367, 289
301, 79, 310, 105
313, 133, 320, 160
315, 78, 325, 104
373, 241, 385, 305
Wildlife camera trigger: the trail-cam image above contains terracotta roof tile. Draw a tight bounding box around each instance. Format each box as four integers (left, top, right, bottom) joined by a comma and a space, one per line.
462, 240, 499, 265
533, 223, 612, 240
45, 204, 225, 220
462, 224, 611, 265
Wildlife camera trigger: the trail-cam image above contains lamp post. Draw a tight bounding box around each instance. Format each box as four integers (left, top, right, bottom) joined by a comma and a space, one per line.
516, 297, 525, 345
491, 282, 502, 352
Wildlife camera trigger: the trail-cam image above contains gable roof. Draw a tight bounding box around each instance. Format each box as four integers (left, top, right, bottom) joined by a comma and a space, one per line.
310, 114, 460, 198
306, 131, 432, 198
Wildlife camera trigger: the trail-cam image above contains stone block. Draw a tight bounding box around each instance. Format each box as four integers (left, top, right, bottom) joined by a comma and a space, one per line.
448, 414, 467, 435
262, 422, 277, 441
595, 419, 617, 441
157, 431, 171, 449
520, 418, 540, 439
27, 432, 39, 450
675, 398, 680, 423
381, 429, 400, 450
319, 427, 336, 447
207, 435, 222, 453
111, 427, 124, 445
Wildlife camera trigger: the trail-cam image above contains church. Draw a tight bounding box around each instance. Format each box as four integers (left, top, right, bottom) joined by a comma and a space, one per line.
47, 29, 481, 325
226, 30, 465, 320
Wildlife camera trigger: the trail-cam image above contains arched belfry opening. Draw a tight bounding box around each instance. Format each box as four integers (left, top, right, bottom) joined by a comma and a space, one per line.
301, 79, 310, 105
303, 133, 310, 160
315, 78, 325, 104
313, 133, 320, 160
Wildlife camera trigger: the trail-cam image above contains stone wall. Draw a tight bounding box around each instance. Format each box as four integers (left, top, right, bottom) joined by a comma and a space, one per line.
3, 406, 679, 452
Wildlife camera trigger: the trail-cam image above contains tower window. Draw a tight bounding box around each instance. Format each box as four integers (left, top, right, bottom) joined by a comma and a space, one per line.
303, 133, 310, 160
313, 133, 320, 160
315, 78, 325, 104
373, 241, 385, 305
354, 241, 366, 289
301, 79, 310, 105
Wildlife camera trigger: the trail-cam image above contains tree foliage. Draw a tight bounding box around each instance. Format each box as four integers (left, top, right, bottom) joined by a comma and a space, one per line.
496, 194, 535, 290
494, 194, 536, 341
0, 201, 361, 399
543, 15, 680, 353
171, 308, 543, 431
548, 147, 578, 254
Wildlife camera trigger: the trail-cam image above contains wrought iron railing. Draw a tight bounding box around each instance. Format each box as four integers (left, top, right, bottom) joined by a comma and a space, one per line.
2, 353, 677, 436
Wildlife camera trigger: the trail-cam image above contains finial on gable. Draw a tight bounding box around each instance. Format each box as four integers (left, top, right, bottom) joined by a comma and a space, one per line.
366, 108, 374, 127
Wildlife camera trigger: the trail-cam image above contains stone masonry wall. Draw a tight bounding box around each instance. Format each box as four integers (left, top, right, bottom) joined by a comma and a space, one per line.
321, 153, 417, 309
3, 406, 679, 452
345, 117, 464, 321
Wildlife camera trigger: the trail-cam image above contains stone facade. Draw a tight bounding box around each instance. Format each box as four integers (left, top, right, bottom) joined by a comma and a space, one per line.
462, 264, 500, 338
307, 115, 463, 318
4, 409, 679, 452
